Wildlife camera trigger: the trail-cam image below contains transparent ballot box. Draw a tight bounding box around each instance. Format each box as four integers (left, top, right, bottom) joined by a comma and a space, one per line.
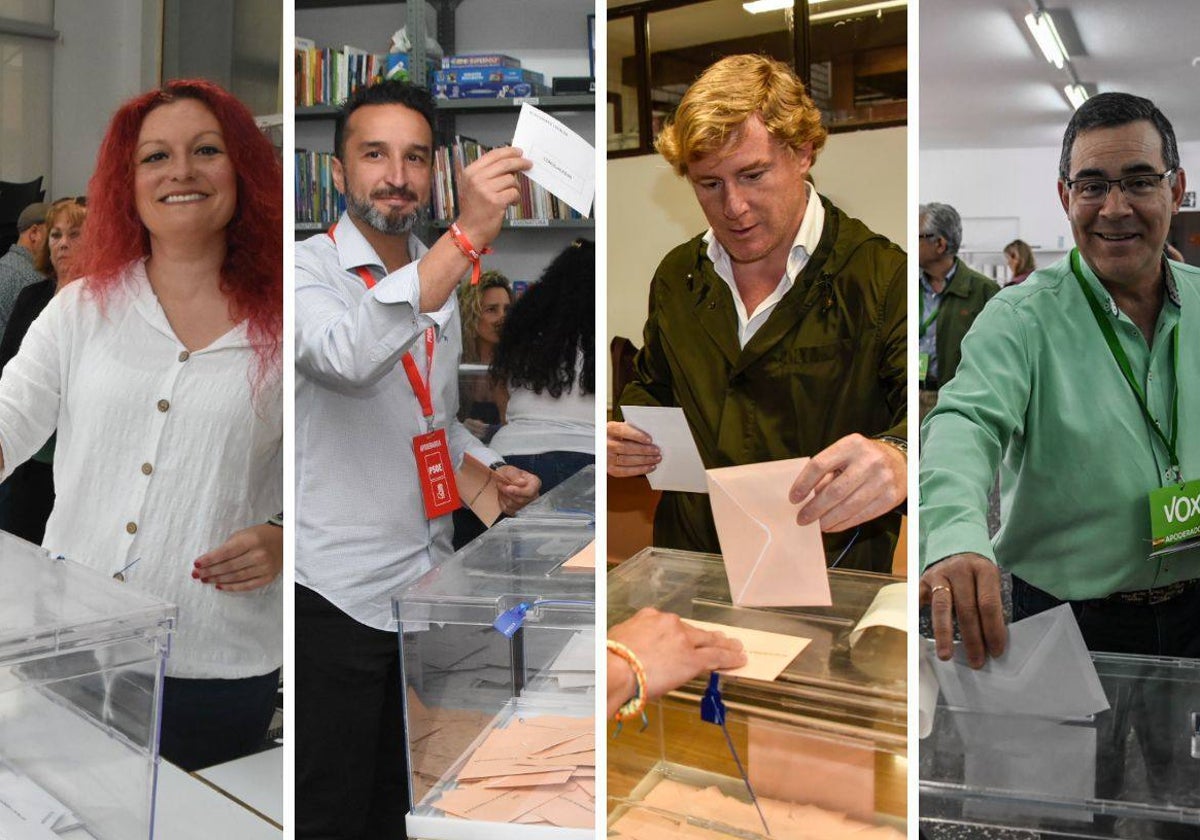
517, 464, 596, 522
920, 651, 1200, 838
607, 548, 907, 833
0, 532, 176, 840
406, 696, 594, 840
393, 518, 596, 819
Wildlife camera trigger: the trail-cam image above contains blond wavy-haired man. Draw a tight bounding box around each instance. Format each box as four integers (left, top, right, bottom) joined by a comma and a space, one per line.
607, 55, 908, 572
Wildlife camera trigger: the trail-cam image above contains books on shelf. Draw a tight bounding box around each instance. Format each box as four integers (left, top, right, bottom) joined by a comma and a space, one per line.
432, 137, 584, 224
295, 38, 390, 107
295, 150, 345, 227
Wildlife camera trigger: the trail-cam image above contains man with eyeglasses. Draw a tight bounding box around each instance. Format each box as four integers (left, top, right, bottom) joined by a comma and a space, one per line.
916, 203, 999, 421
921, 92, 1200, 666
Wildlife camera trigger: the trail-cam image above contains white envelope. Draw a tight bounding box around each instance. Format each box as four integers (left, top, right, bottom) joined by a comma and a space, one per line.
931, 603, 1110, 720
705, 458, 830, 607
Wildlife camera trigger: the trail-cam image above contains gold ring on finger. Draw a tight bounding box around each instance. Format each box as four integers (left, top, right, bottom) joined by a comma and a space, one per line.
931, 584, 951, 597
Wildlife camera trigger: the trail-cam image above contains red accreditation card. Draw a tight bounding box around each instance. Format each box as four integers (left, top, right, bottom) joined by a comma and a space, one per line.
412, 428, 461, 519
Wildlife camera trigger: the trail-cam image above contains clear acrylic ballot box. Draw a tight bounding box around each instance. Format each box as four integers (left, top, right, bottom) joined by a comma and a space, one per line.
517, 465, 596, 522
0, 531, 176, 840
393, 517, 596, 835
920, 650, 1200, 838
607, 548, 907, 836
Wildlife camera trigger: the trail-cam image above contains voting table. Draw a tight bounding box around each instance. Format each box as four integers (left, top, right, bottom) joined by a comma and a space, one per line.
607, 548, 907, 838
920, 650, 1200, 839
394, 491, 597, 839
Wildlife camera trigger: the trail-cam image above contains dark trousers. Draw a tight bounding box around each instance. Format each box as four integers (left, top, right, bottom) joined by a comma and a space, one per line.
296, 584, 407, 840
160, 669, 279, 771
1010, 575, 1200, 837
0, 459, 54, 544
452, 451, 595, 549
505, 451, 594, 495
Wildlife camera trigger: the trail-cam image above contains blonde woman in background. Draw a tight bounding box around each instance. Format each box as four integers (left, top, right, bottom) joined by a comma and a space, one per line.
1003, 238, 1036, 286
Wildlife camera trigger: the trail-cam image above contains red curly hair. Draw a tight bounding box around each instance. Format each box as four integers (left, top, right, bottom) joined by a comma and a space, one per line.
77, 79, 282, 386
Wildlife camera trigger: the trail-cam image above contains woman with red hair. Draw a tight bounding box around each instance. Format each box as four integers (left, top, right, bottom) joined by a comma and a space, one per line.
0, 80, 282, 770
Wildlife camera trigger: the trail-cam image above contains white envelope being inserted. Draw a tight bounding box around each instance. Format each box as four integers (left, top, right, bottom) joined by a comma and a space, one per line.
931, 603, 1110, 720
705, 457, 830, 607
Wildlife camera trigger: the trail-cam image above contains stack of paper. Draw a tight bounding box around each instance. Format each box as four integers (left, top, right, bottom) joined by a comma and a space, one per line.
610, 779, 902, 840
432, 715, 595, 827
407, 690, 496, 802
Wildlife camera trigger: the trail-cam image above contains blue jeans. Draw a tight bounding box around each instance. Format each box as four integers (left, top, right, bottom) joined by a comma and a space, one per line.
504, 451, 594, 495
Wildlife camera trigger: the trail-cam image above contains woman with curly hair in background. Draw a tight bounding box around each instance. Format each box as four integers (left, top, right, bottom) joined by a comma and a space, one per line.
0, 79, 282, 769
488, 239, 595, 492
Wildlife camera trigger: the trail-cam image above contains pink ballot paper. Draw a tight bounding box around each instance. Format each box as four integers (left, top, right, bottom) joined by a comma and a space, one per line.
705, 458, 830, 607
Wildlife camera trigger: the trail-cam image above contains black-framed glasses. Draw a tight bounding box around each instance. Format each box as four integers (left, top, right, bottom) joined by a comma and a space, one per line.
917, 233, 939, 241
1064, 169, 1176, 205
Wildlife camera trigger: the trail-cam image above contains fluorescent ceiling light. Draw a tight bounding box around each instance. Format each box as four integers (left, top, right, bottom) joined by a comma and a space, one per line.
742, 0, 905, 15
1024, 10, 1068, 69
1064, 83, 1089, 110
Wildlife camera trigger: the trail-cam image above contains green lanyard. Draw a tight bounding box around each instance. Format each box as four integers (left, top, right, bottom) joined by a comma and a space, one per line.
918, 287, 940, 335
1070, 249, 1181, 478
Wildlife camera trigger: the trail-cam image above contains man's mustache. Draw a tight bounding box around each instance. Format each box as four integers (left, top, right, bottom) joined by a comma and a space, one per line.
371, 187, 420, 202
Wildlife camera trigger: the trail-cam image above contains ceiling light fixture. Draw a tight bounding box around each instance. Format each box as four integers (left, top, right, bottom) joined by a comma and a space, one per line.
1024, 9, 1068, 69
742, 0, 905, 16
1063, 83, 1089, 110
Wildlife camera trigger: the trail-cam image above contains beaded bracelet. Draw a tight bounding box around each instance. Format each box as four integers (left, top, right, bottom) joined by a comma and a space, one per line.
607, 640, 648, 725
448, 222, 493, 286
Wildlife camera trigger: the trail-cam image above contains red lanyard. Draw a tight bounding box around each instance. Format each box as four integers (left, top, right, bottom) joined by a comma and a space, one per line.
329, 223, 437, 422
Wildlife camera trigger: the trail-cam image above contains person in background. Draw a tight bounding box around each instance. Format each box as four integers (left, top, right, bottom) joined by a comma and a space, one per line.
456, 270, 512, 442
0, 202, 49, 336
0, 80, 284, 770
0, 198, 87, 543
488, 239, 595, 493
1003, 238, 1036, 286
917, 202, 1000, 420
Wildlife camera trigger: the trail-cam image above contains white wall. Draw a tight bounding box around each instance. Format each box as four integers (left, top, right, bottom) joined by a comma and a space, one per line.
607, 125, 906, 403
919, 138, 1200, 277
50, 0, 161, 197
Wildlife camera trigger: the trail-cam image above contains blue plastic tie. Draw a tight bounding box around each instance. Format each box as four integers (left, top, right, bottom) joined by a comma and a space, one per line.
492, 598, 595, 638
701, 672, 771, 836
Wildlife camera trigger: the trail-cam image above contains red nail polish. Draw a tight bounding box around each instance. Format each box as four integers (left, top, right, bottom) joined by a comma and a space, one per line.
200, 577, 210, 583
191, 571, 199, 579
216, 584, 224, 590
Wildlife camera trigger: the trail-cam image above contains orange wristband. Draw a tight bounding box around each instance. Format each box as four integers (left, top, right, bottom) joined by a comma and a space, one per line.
448, 222, 493, 285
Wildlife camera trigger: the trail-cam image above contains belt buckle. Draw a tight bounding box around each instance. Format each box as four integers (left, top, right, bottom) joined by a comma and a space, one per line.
1148, 582, 1183, 606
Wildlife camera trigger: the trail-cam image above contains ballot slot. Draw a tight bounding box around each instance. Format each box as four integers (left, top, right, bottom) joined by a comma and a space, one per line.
0, 532, 175, 840
919, 649, 1200, 836
609, 549, 907, 708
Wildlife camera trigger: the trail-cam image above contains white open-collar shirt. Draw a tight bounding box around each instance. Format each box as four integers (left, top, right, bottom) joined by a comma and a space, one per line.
295, 214, 497, 631
0, 261, 282, 678
703, 182, 826, 347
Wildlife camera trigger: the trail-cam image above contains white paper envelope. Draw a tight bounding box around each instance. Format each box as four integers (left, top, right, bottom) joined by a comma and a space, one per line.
705, 458, 830, 607
931, 603, 1110, 720
620, 405, 708, 493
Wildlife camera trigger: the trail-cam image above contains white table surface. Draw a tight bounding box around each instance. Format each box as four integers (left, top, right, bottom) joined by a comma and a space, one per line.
194, 747, 283, 827
156, 759, 281, 839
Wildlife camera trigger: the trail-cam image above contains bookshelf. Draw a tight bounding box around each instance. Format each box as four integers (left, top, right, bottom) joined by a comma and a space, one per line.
295, 0, 594, 282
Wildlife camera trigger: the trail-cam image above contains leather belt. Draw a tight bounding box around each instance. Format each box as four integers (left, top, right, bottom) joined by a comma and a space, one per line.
1106, 577, 1200, 606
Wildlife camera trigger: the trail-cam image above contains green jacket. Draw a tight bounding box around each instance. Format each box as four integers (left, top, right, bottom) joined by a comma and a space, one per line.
932, 258, 1000, 386
619, 198, 907, 573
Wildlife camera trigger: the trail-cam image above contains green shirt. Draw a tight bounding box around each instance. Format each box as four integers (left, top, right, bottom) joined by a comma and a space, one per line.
920, 253, 1200, 598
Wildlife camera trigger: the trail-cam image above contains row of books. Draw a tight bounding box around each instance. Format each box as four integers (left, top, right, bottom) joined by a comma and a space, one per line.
295, 151, 345, 227
295, 39, 391, 107
432, 137, 584, 223
297, 140, 585, 227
